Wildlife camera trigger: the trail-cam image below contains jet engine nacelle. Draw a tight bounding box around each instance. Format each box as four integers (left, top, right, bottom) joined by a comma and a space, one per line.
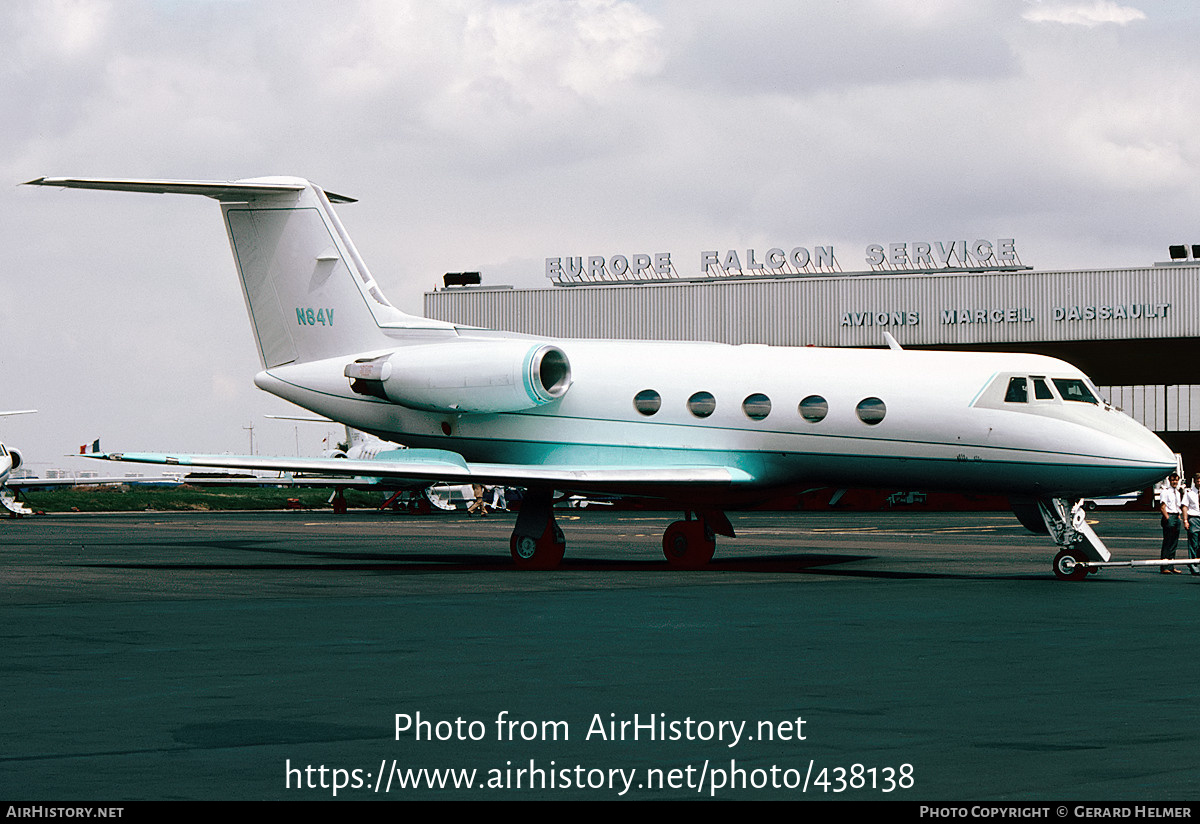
7, 447, 22, 472
345, 341, 572, 414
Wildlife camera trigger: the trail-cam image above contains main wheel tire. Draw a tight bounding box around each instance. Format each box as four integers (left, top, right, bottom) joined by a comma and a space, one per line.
510, 525, 566, 570
663, 520, 716, 568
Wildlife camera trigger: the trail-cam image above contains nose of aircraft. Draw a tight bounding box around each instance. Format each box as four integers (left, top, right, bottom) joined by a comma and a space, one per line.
1047, 406, 1178, 497
1146, 431, 1180, 475
1107, 413, 1178, 487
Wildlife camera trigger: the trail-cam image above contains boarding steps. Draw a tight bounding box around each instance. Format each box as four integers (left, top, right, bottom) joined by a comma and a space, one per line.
0, 489, 33, 516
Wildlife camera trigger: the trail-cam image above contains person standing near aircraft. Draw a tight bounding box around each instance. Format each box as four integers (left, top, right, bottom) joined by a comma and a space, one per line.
1182, 473, 1200, 575
490, 486, 507, 512
1159, 473, 1183, 574
467, 484, 490, 516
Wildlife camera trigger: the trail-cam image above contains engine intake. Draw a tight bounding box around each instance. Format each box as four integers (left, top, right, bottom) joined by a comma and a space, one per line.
345, 341, 571, 413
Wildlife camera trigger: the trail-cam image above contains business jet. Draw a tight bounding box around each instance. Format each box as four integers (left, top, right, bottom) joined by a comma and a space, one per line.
266, 419, 433, 510
0, 410, 38, 515
263, 415, 390, 461
25, 176, 1177, 579
1, 423, 181, 515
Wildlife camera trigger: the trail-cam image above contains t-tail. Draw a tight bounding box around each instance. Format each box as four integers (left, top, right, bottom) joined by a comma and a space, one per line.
27, 176, 570, 416
24, 177, 453, 368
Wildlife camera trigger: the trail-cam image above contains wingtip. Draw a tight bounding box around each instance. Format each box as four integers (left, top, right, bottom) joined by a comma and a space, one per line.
23, 177, 72, 188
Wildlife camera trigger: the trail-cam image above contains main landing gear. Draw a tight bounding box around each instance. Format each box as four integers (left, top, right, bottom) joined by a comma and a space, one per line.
506, 492, 735, 570
662, 510, 735, 568
662, 519, 715, 568
330, 486, 348, 515
509, 488, 566, 569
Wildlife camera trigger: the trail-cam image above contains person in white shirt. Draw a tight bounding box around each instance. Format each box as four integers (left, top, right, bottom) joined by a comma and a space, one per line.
1181, 473, 1200, 576
1159, 473, 1183, 574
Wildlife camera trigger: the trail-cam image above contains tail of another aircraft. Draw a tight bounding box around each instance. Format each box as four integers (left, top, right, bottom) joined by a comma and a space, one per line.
25, 176, 453, 369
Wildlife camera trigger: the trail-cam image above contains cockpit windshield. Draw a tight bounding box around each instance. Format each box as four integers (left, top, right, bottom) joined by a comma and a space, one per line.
982, 372, 1104, 409
1004, 377, 1028, 403
1052, 378, 1099, 404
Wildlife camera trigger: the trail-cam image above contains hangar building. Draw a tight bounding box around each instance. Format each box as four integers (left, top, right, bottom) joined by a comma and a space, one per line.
423, 240, 1200, 474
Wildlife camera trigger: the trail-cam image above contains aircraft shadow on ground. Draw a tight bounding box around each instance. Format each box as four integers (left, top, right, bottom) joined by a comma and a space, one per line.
68, 540, 1067, 580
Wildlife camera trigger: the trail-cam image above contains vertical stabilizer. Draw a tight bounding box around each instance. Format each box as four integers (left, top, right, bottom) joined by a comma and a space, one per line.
220, 178, 431, 368
25, 176, 454, 369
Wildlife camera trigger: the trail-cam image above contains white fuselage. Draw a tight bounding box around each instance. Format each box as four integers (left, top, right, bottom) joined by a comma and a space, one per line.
255, 333, 1175, 501
24, 175, 1175, 509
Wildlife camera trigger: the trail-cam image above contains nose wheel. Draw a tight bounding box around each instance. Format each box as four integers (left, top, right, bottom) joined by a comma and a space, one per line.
1052, 548, 1089, 581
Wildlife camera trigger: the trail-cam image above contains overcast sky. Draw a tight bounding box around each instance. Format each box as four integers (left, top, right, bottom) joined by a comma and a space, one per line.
3, 0, 1199, 470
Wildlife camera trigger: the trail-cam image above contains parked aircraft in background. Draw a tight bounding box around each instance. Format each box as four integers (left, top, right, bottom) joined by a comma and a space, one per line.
0, 415, 144, 515
27, 176, 1177, 578
265, 421, 435, 511
323, 426, 387, 462
0, 410, 38, 515
263, 414, 389, 461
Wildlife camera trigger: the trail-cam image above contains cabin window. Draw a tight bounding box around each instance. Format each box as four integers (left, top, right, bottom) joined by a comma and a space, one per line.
856, 397, 886, 425
799, 395, 828, 423
1052, 378, 1099, 404
687, 391, 716, 418
742, 393, 772, 420
1004, 377, 1028, 403
1032, 377, 1054, 400
633, 389, 662, 416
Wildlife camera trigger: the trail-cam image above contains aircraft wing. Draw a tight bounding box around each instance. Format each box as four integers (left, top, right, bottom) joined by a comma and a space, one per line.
84, 449, 754, 493
7, 476, 182, 489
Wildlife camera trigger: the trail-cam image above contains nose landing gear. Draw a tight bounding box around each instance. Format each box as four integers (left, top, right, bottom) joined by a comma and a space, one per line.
1026, 497, 1110, 581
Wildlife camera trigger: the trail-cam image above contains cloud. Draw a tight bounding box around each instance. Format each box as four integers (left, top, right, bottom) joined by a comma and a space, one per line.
1022, 1, 1146, 27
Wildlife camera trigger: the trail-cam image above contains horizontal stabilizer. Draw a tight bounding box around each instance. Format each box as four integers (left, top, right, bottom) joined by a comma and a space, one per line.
24, 177, 357, 203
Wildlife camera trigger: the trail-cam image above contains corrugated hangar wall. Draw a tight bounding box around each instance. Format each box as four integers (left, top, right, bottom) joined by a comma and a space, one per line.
1101, 385, 1200, 433
423, 263, 1200, 440
425, 265, 1200, 347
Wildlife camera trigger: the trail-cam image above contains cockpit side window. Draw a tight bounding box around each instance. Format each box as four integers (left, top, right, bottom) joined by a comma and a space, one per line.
1052, 378, 1099, 404
1004, 377, 1028, 403
1032, 377, 1054, 400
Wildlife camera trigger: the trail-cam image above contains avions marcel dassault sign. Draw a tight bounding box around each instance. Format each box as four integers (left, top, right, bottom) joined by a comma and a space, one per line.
839, 303, 1171, 328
